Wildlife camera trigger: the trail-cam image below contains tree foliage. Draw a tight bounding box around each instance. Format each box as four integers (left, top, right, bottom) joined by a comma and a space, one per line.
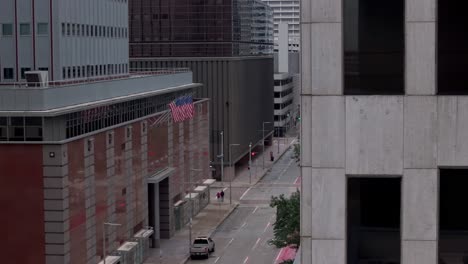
292, 143, 300, 163
269, 190, 300, 248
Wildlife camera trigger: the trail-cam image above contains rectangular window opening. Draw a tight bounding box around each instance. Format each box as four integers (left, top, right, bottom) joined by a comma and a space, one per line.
347, 177, 401, 264
344, 0, 405, 95
439, 169, 468, 263
438, 1, 468, 94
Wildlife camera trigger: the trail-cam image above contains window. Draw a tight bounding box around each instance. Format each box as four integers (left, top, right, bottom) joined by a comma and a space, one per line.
61, 23, 66, 35
438, 1, 468, 94
3, 68, 14, 79
20, 68, 31, 79
2, 23, 13, 36
347, 178, 401, 263
37, 23, 48, 35
38, 67, 48, 72
19, 23, 30, 36
67, 23, 70, 36
439, 169, 468, 263
344, 0, 404, 95
71, 24, 75, 36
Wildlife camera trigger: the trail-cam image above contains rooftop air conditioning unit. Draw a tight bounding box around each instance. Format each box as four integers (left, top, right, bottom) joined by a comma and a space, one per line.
25, 71, 49, 87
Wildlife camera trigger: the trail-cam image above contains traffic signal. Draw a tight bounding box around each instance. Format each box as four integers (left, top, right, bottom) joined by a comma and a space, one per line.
251, 152, 256, 157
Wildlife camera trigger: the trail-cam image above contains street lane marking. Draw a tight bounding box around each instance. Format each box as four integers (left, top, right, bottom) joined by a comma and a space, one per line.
241, 222, 247, 228
214, 257, 220, 263
293, 176, 300, 185
275, 248, 285, 263
252, 206, 259, 214
243, 256, 249, 264
263, 222, 271, 233
252, 237, 261, 250
239, 186, 252, 200
224, 238, 234, 249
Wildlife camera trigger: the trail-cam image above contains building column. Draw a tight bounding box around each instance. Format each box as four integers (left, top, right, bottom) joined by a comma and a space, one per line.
84, 138, 97, 264
402, 169, 438, 264
124, 126, 134, 238
43, 144, 70, 264
141, 121, 149, 228
106, 131, 118, 250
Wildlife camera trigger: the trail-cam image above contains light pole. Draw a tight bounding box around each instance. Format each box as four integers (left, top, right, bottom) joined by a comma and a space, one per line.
229, 143, 240, 204
218, 131, 224, 183
249, 142, 252, 184
103, 222, 121, 264
262, 121, 271, 169
189, 168, 202, 251
276, 127, 280, 154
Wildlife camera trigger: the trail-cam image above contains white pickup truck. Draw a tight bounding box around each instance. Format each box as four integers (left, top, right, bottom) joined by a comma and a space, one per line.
190, 236, 215, 259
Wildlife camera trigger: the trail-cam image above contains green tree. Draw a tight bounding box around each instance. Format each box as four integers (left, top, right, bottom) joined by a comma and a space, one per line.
269, 190, 300, 248
292, 143, 300, 163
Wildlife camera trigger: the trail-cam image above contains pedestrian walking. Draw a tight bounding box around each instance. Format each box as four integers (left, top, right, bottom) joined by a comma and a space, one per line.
220, 190, 225, 202
216, 192, 220, 201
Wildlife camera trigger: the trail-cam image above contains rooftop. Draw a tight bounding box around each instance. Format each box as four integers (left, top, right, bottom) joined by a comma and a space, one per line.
0, 69, 200, 114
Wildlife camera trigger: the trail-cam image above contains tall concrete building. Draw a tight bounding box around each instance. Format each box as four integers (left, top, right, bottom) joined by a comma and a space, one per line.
262, 0, 300, 50
0, 1, 211, 264
0, 0, 129, 82
301, 0, 468, 263
129, 0, 275, 179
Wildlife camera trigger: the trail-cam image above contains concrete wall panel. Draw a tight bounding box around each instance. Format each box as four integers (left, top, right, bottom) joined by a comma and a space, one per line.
312, 96, 345, 167
301, 167, 312, 236
311, 169, 345, 239
311, 23, 342, 95
406, 0, 436, 22
406, 22, 436, 95
310, 0, 342, 22
301, 238, 312, 264
402, 240, 437, 264
301, 96, 313, 166
312, 240, 345, 264
404, 96, 437, 168
438, 97, 468, 166
301, 23, 312, 95
402, 169, 438, 241
346, 96, 404, 175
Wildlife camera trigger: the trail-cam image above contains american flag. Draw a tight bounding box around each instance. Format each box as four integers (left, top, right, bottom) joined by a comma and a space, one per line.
169, 95, 195, 122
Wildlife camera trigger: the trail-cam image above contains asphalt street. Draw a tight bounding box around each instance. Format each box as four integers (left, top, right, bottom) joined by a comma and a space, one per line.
187, 148, 300, 264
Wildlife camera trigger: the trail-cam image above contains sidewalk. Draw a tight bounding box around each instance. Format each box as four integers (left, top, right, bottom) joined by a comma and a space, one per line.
212, 135, 297, 189
144, 203, 237, 264
144, 130, 298, 264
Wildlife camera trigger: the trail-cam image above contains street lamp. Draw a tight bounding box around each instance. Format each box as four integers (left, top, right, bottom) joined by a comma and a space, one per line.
262, 121, 271, 169
249, 142, 252, 184
218, 131, 224, 183
103, 222, 121, 264
229, 143, 240, 204
189, 168, 203, 251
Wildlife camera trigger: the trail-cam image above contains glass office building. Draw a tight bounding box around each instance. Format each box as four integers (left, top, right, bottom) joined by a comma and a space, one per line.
129, 0, 274, 57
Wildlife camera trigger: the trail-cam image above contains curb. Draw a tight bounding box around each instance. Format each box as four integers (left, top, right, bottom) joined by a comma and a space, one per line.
180, 203, 239, 264
252, 144, 293, 185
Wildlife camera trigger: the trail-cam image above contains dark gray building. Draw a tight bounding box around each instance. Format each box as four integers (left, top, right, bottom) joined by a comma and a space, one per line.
131, 56, 274, 179
129, 0, 275, 179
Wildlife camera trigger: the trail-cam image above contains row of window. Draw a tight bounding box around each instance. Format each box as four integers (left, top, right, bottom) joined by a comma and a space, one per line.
62, 64, 128, 79
274, 99, 293, 110
274, 77, 293, 86
274, 87, 293, 98
2, 67, 48, 80
1, 23, 48, 36
61, 23, 127, 38
0, 117, 42, 141
65, 91, 191, 139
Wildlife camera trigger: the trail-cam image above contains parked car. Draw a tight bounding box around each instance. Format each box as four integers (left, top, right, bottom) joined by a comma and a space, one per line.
190, 236, 215, 259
